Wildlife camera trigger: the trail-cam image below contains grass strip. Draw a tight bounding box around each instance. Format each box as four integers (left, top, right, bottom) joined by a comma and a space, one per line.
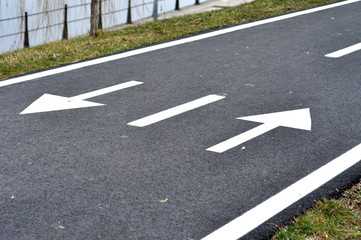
0, 0, 342, 80
273, 181, 361, 240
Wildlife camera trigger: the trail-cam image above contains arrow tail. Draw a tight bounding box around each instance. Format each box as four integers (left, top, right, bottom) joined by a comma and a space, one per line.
206, 123, 278, 153
71, 81, 143, 100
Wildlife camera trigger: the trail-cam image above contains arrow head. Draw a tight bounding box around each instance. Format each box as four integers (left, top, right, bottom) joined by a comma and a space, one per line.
20, 94, 104, 114
237, 108, 312, 131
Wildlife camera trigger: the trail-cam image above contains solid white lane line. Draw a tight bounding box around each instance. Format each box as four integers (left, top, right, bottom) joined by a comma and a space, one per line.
71, 80, 143, 100
127, 95, 225, 127
202, 143, 361, 240
1, 0, 360, 88
325, 42, 361, 58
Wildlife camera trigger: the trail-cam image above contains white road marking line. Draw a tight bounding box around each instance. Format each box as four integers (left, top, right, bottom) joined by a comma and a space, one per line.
127, 95, 225, 127
325, 42, 361, 58
202, 143, 361, 240
1, 0, 360, 88
207, 108, 311, 153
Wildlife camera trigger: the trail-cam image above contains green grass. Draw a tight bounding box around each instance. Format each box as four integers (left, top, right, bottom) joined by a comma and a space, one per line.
0, 0, 342, 80
273, 182, 361, 239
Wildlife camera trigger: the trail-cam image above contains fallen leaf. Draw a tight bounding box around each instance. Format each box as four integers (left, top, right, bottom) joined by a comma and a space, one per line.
51, 222, 65, 230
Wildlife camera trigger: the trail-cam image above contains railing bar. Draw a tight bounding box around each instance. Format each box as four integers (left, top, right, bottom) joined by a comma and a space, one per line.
0, 32, 24, 38
102, 8, 128, 16
132, 2, 154, 8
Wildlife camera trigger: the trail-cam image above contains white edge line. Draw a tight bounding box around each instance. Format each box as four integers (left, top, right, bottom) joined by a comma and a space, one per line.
202, 143, 361, 240
325, 42, 361, 58
1, 0, 360, 88
127, 94, 225, 127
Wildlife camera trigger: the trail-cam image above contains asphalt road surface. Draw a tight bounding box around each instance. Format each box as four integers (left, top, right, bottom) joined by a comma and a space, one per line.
1, 1, 361, 239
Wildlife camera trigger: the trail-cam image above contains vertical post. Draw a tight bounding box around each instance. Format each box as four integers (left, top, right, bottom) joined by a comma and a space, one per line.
175, 0, 180, 10
153, 0, 158, 21
98, 0, 103, 29
62, 4, 68, 40
90, 0, 99, 37
24, 12, 29, 48
195, 0, 200, 5
127, 0, 132, 24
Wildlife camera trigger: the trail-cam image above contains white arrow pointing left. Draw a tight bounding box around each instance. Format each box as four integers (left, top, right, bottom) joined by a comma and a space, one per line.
20, 80, 143, 114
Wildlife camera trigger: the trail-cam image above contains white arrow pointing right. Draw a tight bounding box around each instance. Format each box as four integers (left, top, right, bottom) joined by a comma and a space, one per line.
207, 108, 311, 153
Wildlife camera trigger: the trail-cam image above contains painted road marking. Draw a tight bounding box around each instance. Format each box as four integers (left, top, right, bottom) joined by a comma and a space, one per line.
127, 94, 225, 127
0, 0, 360, 88
325, 42, 361, 58
203, 143, 361, 240
20, 81, 143, 114
207, 108, 311, 153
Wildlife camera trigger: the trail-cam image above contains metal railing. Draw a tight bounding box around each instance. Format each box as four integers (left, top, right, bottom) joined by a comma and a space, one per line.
0, 0, 202, 50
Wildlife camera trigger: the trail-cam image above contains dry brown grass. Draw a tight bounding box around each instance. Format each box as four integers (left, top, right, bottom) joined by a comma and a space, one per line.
0, 0, 341, 80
